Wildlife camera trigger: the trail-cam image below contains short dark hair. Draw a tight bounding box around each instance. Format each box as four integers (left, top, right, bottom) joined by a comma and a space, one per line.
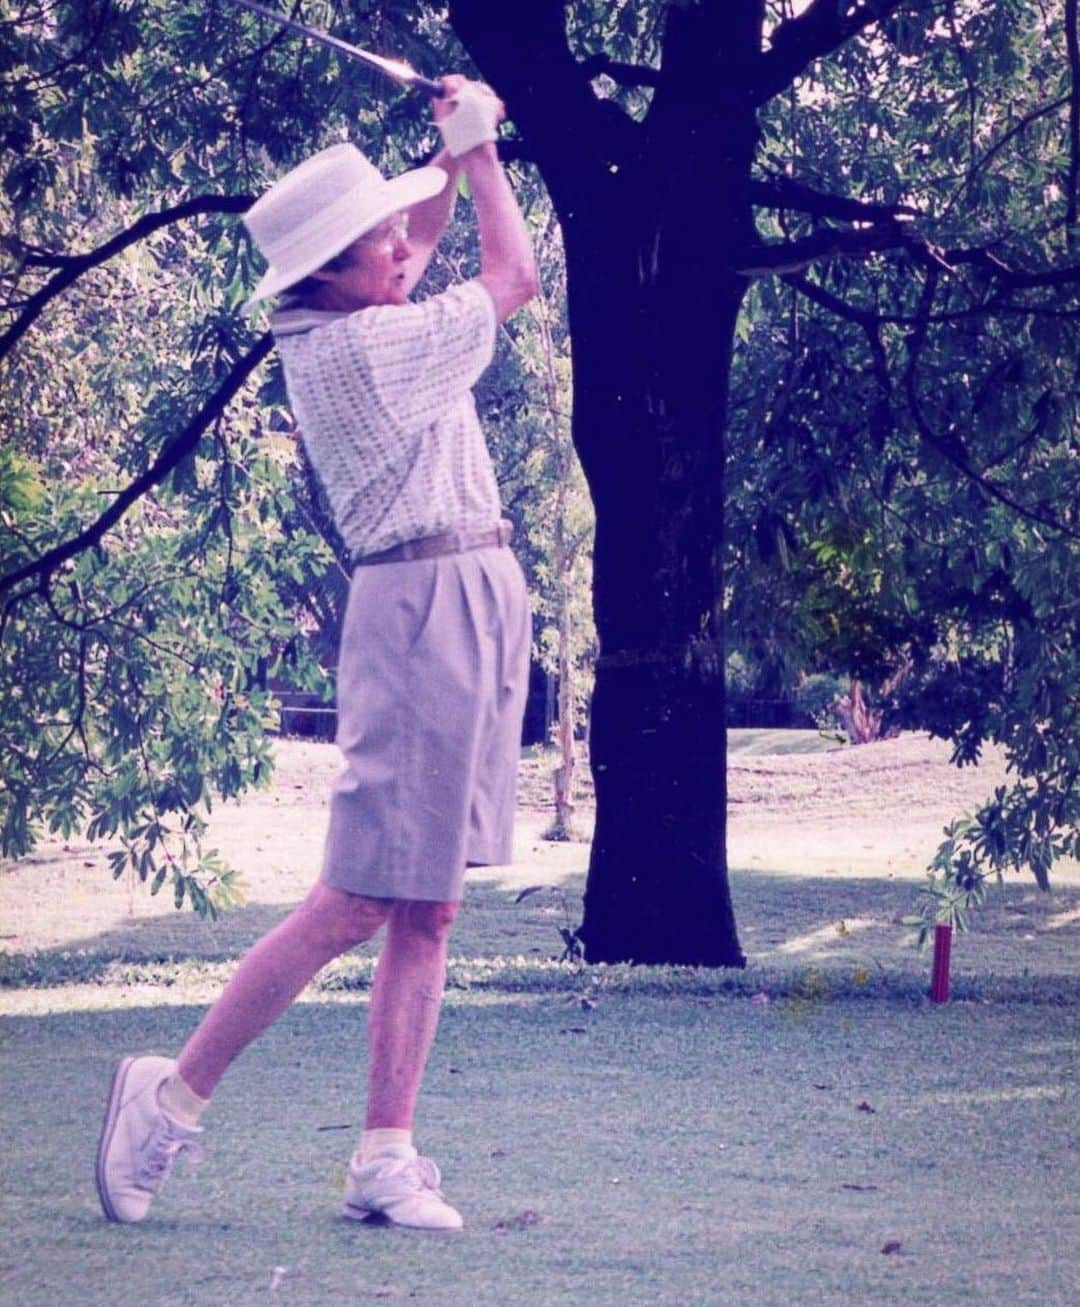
284, 244, 357, 299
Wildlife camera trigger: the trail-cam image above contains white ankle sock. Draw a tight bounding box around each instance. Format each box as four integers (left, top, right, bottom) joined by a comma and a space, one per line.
157, 1071, 209, 1129
356, 1127, 413, 1165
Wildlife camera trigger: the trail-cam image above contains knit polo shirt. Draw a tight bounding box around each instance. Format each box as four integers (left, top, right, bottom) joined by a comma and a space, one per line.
271, 279, 501, 558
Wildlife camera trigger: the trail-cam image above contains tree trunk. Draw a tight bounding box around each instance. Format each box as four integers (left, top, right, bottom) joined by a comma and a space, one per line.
449, 0, 760, 966
566, 197, 750, 966
534, 260, 581, 842
834, 678, 883, 744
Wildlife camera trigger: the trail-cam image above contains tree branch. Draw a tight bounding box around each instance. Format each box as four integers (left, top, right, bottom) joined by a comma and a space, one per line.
923, 245, 1080, 289
649, 0, 765, 127
0, 194, 253, 363
785, 270, 1078, 534
756, 0, 921, 104
783, 272, 878, 326
1067, 0, 1080, 238
737, 221, 912, 275
577, 53, 662, 88
448, 0, 635, 199
902, 274, 1080, 541
750, 174, 920, 222
787, 272, 1080, 326
0, 334, 274, 599
939, 94, 1072, 219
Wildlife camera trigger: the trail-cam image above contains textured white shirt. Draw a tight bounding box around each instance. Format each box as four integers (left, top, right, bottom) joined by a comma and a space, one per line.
272, 280, 500, 557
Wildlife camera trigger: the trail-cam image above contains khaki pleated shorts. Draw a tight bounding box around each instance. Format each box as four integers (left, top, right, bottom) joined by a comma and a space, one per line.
321, 544, 531, 902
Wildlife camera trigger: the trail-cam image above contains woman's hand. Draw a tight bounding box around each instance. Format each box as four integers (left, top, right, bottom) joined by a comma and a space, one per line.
433, 75, 505, 156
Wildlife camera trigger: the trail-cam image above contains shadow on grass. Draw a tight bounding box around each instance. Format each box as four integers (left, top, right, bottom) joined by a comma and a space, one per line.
0, 877, 577, 980
2, 866, 1077, 1004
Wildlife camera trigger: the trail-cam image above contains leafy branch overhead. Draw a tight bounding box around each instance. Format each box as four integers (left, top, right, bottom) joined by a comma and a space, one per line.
0, 195, 253, 363
0, 334, 273, 602
756, 0, 919, 101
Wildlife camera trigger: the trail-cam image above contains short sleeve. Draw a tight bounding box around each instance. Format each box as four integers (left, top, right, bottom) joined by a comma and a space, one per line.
345, 280, 496, 433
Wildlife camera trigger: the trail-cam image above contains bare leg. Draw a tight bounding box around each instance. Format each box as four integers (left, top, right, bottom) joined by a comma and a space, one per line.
177, 884, 390, 1099
364, 899, 460, 1129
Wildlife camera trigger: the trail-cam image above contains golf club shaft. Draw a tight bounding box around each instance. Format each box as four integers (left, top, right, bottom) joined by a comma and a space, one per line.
227, 0, 445, 96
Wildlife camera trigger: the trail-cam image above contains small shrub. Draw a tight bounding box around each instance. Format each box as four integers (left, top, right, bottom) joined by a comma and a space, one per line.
794, 672, 848, 730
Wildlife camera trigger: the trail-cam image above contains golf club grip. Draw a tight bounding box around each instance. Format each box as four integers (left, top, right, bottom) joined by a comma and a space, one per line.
411, 74, 447, 97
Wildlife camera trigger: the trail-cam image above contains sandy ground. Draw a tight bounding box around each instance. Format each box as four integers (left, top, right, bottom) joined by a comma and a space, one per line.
1, 733, 1077, 993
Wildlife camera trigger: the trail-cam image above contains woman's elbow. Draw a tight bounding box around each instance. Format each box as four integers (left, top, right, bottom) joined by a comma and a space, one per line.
520, 263, 540, 304
506, 259, 540, 312
482, 263, 540, 321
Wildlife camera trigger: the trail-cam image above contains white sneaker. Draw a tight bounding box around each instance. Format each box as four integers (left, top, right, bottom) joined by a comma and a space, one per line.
95, 1055, 203, 1223
342, 1146, 463, 1230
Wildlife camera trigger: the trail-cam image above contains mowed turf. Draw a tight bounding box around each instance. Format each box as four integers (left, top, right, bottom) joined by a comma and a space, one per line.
726, 728, 842, 756
1, 994, 1077, 1307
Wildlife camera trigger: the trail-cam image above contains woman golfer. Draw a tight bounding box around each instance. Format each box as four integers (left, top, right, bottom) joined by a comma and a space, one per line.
96, 75, 536, 1231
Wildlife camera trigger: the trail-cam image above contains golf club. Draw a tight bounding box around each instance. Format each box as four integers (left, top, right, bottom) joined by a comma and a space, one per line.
226, 0, 445, 96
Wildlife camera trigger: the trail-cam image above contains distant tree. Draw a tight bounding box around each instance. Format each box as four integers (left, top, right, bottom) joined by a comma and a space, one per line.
515, 213, 595, 841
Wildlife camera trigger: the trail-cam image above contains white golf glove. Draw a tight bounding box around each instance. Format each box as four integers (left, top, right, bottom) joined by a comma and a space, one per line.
437, 81, 502, 157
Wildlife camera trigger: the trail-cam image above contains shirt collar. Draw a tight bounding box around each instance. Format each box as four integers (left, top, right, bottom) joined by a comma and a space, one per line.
270, 298, 352, 338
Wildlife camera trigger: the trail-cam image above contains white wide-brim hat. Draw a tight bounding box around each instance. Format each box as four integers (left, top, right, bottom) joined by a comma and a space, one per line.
242, 143, 446, 312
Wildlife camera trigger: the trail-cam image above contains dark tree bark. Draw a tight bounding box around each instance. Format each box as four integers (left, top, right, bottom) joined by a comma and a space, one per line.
448, 0, 917, 965
571, 5, 763, 965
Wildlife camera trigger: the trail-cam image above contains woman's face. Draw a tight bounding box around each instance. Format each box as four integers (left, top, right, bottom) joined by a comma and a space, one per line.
318, 213, 413, 309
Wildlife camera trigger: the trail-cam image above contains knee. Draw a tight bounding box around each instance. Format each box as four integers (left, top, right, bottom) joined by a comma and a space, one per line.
391, 899, 460, 945
300, 885, 390, 952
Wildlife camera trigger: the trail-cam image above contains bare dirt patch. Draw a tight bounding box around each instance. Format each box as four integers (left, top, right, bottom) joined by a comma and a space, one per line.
724, 732, 1018, 881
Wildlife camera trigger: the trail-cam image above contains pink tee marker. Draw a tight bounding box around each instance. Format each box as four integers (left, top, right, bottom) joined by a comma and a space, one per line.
930, 922, 953, 1003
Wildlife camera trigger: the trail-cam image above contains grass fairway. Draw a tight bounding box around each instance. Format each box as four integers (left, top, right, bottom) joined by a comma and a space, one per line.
2, 993, 1077, 1307
2, 735, 1078, 1305
727, 728, 841, 756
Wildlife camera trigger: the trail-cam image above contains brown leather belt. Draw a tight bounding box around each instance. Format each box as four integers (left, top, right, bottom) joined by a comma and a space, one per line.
353, 520, 513, 568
